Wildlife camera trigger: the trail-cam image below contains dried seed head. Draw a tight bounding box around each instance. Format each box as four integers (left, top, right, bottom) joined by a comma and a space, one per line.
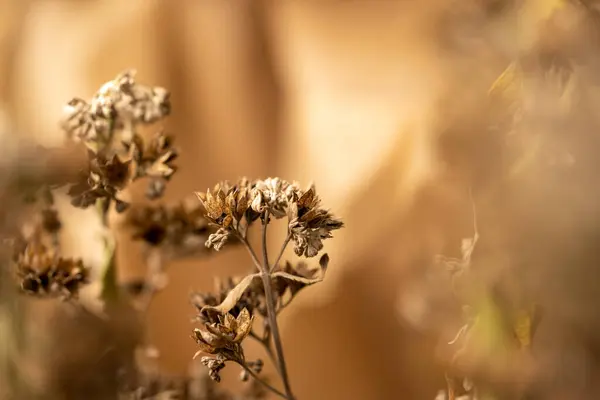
195, 179, 256, 250
15, 242, 89, 299
191, 308, 253, 361
126, 201, 210, 257
195, 177, 343, 256
126, 131, 178, 200
67, 150, 131, 213
250, 177, 298, 219
287, 185, 343, 258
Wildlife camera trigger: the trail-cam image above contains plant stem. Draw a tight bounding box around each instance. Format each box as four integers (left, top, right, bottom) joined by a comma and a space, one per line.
237, 233, 263, 274
270, 233, 291, 272
239, 362, 288, 399
260, 212, 295, 400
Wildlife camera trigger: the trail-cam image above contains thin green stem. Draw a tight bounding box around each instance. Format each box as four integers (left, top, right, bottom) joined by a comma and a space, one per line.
260, 212, 295, 399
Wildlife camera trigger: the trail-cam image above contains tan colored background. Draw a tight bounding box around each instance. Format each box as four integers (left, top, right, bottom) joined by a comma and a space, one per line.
0, 1, 506, 398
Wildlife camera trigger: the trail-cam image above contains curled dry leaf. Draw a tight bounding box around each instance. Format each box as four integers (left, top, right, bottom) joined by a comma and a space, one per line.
200, 274, 260, 318
270, 271, 323, 287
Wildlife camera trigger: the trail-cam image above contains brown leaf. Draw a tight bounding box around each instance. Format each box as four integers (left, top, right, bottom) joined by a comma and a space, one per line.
271, 271, 324, 286
200, 273, 260, 316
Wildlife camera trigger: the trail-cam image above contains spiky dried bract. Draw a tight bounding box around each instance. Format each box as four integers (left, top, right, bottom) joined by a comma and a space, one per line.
192, 308, 253, 361
67, 150, 131, 212
126, 131, 178, 200
15, 243, 89, 299
195, 179, 257, 251
287, 185, 344, 257
126, 201, 210, 256
62, 70, 171, 146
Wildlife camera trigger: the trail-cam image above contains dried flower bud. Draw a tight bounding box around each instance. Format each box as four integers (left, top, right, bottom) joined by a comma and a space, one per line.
205, 228, 231, 252
200, 355, 226, 383
191, 308, 253, 362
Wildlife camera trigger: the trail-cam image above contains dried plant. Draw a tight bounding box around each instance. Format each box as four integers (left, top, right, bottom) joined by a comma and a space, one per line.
193, 178, 342, 399
0, 71, 343, 400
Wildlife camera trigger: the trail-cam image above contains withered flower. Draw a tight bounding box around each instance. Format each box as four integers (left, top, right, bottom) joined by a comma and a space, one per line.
126, 202, 210, 255
90, 70, 170, 125
196, 179, 256, 250
127, 132, 178, 200
61, 98, 110, 144
191, 308, 253, 362
62, 70, 171, 150
250, 177, 298, 219
67, 150, 131, 212
15, 243, 89, 299
287, 185, 343, 257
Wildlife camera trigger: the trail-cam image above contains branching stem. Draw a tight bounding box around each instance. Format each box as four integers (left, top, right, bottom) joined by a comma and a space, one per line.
260, 212, 295, 400
270, 233, 291, 272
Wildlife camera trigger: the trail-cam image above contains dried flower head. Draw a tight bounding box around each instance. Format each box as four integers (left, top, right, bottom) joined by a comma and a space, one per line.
250, 177, 298, 219
287, 185, 343, 257
127, 132, 178, 200
67, 150, 131, 212
15, 242, 89, 299
91, 70, 170, 125
196, 179, 257, 250
196, 178, 343, 257
126, 201, 210, 256
62, 70, 171, 147
191, 308, 253, 362
61, 98, 110, 144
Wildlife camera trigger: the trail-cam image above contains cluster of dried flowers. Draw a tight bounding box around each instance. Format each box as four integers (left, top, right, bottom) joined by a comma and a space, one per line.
192, 178, 342, 399
1, 71, 343, 400
197, 177, 342, 257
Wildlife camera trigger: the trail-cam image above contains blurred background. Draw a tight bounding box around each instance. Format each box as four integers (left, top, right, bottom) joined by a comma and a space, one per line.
4, 1, 600, 399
